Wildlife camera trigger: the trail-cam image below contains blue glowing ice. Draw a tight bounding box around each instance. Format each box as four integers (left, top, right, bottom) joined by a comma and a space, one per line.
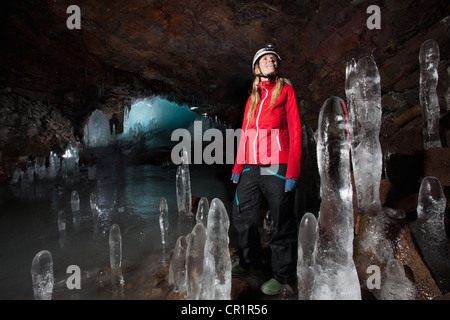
121, 97, 198, 147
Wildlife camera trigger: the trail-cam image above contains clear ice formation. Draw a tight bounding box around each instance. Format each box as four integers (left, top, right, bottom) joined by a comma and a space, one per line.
410, 176, 450, 292
297, 212, 318, 300
314, 96, 361, 300
71, 190, 80, 212
11, 150, 61, 185
168, 235, 188, 293
27, 166, 35, 184
186, 223, 207, 300
380, 259, 416, 300
83, 109, 112, 148
419, 39, 442, 150
58, 210, 67, 248
201, 198, 231, 300
122, 97, 197, 137
10, 168, 23, 185
34, 157, 47, 180
345, 56, 383, 216
61, 141, 79, 178
159, 197, 169, 246
89, 192, 99, 221
176, 166, 184, 215
48, 151, 60, 179
176, 147, 192, 217
109, 224, 122, 273
196, 197, 209, 226
57, 210, 66, 232
31, 250, 54, 300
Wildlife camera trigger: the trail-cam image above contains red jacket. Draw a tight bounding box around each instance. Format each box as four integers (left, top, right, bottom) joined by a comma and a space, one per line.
232, 79, 302, 181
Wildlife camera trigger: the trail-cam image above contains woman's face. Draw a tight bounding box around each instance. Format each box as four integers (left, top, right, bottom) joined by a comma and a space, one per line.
256, 54, 279, 77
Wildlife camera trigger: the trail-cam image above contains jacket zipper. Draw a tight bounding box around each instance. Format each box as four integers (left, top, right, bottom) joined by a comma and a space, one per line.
276, 134, 282, 151
254, 84, 268, 163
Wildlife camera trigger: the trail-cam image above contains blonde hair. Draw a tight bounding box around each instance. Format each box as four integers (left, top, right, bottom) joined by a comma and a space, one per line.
246, 76, 292, 124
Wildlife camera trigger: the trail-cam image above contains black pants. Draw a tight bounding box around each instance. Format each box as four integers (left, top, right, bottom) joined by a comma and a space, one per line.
232, 164, 297, 285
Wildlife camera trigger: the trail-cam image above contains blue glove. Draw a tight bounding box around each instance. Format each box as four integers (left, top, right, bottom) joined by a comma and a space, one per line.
231, 173, 240, 183
284, 179, 298, 192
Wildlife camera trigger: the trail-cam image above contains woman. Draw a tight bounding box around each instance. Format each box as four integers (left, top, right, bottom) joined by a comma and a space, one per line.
231, 44, 302, 295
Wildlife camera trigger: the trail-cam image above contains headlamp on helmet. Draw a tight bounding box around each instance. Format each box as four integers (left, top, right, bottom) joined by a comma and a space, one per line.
252, 44, 281, 74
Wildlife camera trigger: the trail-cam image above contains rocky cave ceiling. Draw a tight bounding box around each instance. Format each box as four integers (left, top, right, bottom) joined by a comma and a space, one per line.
0, 0, 449, 160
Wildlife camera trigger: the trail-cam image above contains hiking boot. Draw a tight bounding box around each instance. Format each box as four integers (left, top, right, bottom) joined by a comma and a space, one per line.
261, 278, 283, 295
232, 265, 249, 276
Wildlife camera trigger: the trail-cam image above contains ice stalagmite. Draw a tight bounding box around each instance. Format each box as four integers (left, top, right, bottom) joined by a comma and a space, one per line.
90, 192, 98, 217
57, 209, 67, 248
297, 212, 318, 300
109, 224, 124, 297
196, 197, 209, 227
419, 39, 441, 150
410, 176, 450, 292
109, 224, 122, 273
176, 166, 184, 215
176, 147, 192, 217
314, 96, 361, 300
345, 56, 382, 216
61, 141, 79, 179
71, 190, 81, 228
27, 165, 34, 184
168, 235, 188, 293
57, 210, 66, 232
380, 259, 416, 300
71, 190, 80, 212
201, 198, 231, 300
159, 197, 169, 245
31, 250, 54, 300
186, 223, 207, 300
83, 109, 112, 148
181, 147, 192, 217
34, 157, 47, 180
48, 151, 60, 179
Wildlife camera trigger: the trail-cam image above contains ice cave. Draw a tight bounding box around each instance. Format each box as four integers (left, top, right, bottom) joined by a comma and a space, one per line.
0, 0, 449, 307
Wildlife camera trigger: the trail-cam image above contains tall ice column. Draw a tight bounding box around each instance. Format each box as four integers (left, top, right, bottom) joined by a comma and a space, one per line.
314, 96, 361, 300
419, 39, 441, 150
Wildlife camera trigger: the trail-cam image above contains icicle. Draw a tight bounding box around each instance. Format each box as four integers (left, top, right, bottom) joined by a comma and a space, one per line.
48, 151, 60, 179
109, 224, 122, 273
57, 210, 66, 232
410, 176, 450, 292
380, 259, 416, 300
71, 190, 80, 212
419, 39, 441, 150
168, 235, 188, 293
186, 223, 207, 300
297, 212, 318, 300
314, 96, 361, 300
181, 147, 192, 217
159, 197, 169, 246
345, 56, 382, 216
196, 197, 209, 227
201, 198, 231, 300
31, 250, 54, 300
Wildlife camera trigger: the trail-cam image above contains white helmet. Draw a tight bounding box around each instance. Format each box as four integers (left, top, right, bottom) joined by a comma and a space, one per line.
252, 44, 281, 75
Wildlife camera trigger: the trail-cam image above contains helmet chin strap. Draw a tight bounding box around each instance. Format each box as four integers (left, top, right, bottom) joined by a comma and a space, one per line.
256, 72, 278, 80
